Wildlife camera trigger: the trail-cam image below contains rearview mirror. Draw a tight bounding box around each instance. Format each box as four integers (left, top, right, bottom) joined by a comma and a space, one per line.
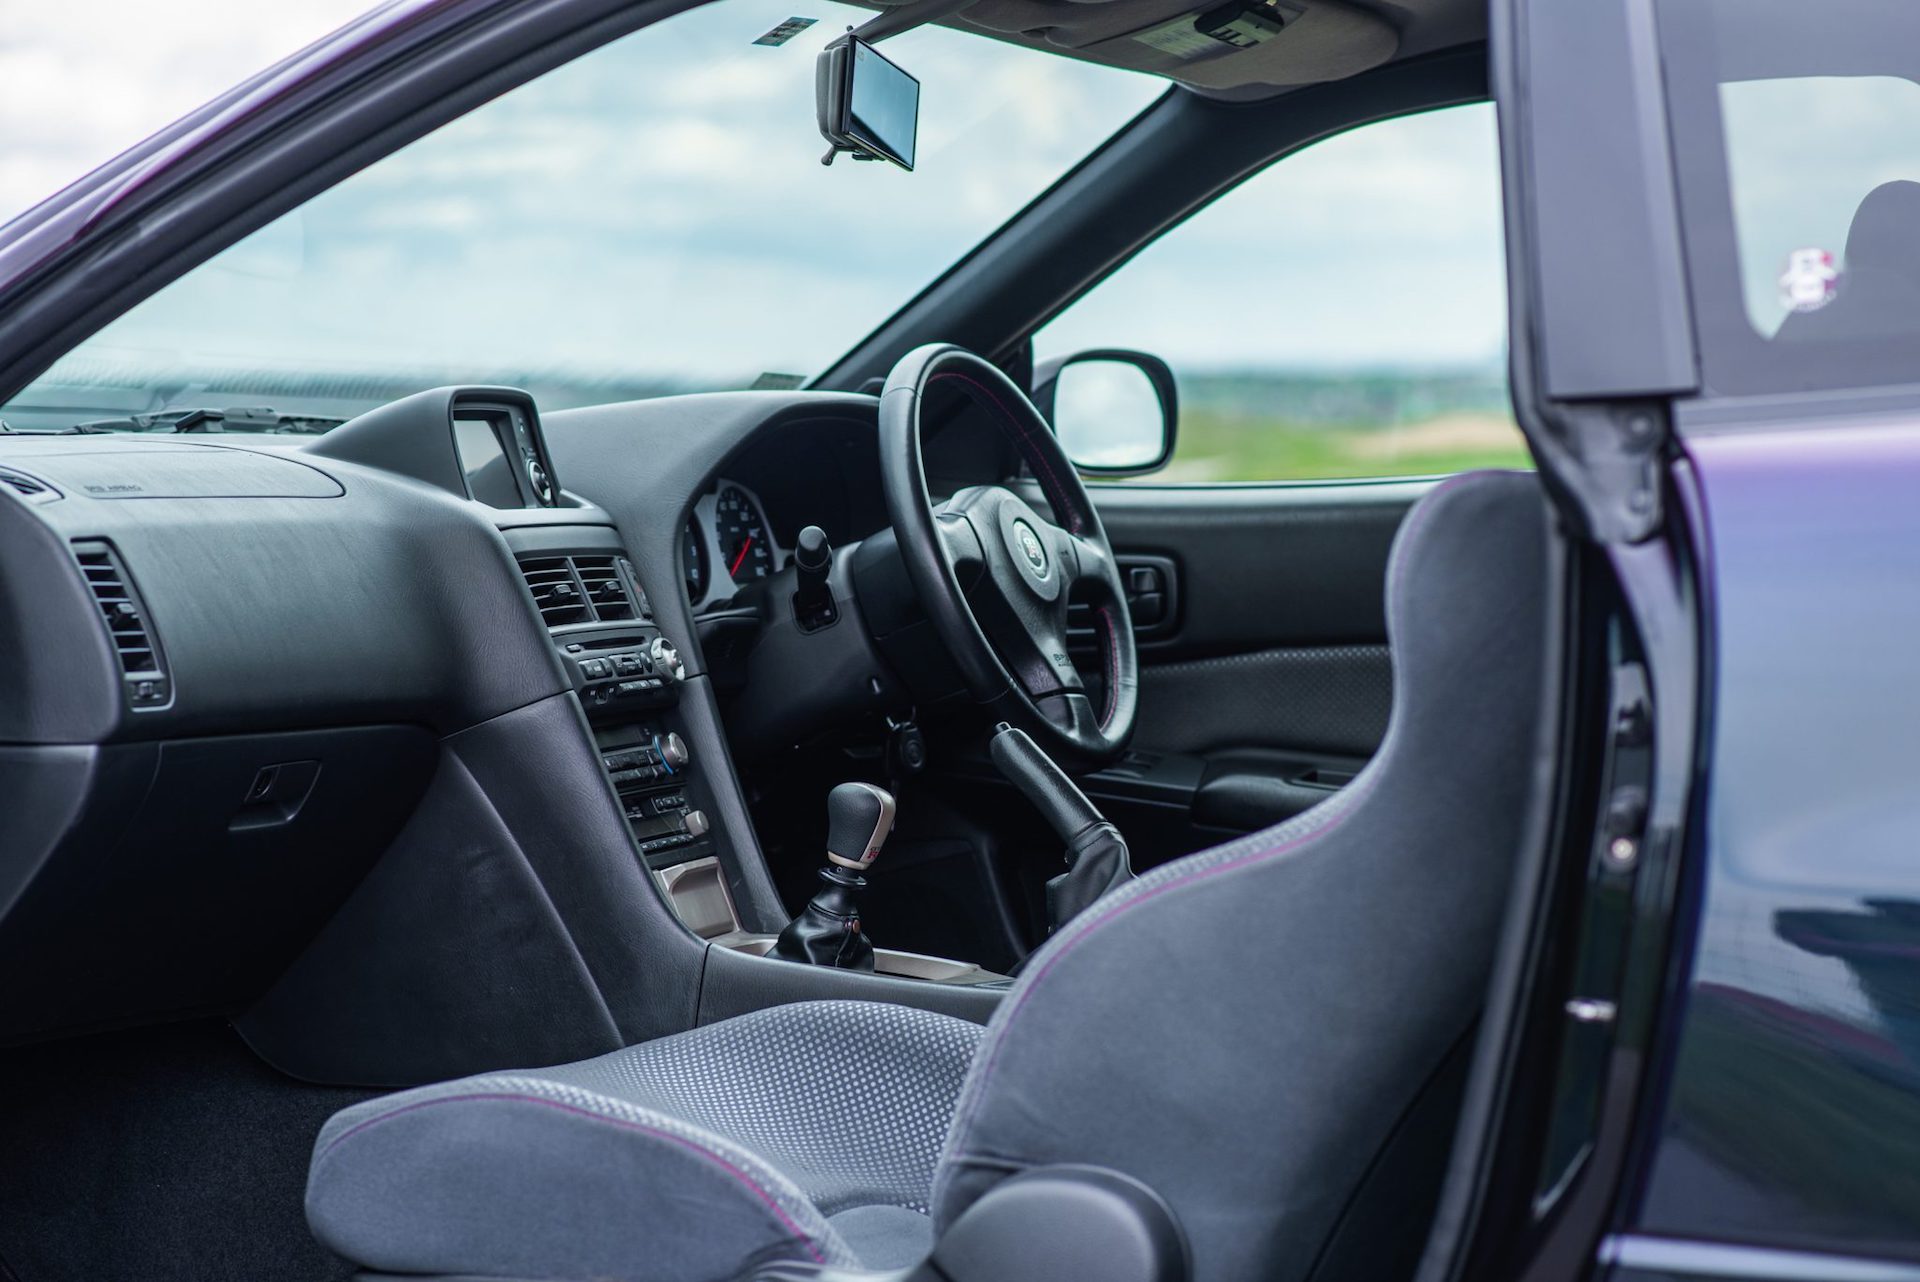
817, 36, 920, 170
1036, 350, 1178, 477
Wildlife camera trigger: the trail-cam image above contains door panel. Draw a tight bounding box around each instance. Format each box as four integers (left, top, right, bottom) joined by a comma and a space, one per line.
1086, 480, 1425, 652
1058, 479, 1426, 863
912, 477, 1426, 956
1095, 481, 1421, 852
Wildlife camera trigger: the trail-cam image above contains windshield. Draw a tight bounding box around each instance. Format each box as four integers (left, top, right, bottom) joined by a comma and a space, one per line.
1, 0, 1159, 432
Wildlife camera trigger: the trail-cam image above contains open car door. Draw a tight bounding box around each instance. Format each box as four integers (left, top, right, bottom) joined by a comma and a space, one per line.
1432, 3, 1920, 1282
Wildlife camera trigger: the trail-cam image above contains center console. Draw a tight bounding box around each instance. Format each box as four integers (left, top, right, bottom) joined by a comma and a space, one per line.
502, 526, 722, 883
488, 443, 1001, 992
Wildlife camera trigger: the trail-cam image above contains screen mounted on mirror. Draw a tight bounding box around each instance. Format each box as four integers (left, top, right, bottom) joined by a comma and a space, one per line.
817, 36, 919, 171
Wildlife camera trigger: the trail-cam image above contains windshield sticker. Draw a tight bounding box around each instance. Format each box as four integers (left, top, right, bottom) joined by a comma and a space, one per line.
753, 16, 817, 46
749, 372, 807, 390
1779, 247, 1841, 314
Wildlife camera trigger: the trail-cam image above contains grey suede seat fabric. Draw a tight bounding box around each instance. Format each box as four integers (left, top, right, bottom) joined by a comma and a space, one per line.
307, 1001, 983, 1279
307, 470, 1553, 1282
931, 471, 1553, 1282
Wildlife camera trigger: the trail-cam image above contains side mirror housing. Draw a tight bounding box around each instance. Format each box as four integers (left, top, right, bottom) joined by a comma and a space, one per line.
1034, 350, 1178, 478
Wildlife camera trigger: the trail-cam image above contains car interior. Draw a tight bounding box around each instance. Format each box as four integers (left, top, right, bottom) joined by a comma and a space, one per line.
0, 1, 1586, 1280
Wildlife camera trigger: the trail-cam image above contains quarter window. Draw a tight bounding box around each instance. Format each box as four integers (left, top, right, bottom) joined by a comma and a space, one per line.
1660, 0, 1920, 396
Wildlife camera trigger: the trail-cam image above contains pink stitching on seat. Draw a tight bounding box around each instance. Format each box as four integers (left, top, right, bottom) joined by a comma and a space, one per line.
314, 1091, 829, 1265
943, 476, 1482, 1162
945, 781, 1377, 1155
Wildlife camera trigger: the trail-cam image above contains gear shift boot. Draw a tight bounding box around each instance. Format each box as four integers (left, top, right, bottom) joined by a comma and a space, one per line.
772, 782, 896, 969
989, 723, 1134, 933
772, 867, 875, 969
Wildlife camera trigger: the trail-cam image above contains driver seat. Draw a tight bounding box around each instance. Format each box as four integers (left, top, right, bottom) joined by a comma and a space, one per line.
305, 470, 1555, 1282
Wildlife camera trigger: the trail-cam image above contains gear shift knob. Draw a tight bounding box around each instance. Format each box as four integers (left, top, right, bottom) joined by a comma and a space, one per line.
771, 782, 896, 970
826, 781, 895, 871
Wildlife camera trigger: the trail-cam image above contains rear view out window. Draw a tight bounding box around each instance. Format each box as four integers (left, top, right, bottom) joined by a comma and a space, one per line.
1662, 0, 1920, 396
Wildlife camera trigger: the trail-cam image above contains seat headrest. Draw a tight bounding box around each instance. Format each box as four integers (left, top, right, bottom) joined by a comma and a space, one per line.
1379, 470, 1552, 754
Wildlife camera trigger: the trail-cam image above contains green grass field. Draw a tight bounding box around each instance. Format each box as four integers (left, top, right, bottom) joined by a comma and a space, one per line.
1151, 407, 1534, 483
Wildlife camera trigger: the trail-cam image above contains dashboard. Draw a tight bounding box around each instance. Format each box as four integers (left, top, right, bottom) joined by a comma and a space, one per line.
0, 378, 1022, 1050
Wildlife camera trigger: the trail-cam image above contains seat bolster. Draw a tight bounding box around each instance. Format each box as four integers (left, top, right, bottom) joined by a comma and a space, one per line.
307, 1074, 858, 1282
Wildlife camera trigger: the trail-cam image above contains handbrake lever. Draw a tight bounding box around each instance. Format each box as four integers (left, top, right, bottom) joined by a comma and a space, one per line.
989, 723, 1133, 933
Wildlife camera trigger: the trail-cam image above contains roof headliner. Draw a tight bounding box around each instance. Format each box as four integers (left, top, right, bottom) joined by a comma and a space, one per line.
860, 0, 1489, 98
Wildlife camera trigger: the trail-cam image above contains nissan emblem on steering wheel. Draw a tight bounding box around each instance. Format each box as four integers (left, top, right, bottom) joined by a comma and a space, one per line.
1012, 520, 1048, 577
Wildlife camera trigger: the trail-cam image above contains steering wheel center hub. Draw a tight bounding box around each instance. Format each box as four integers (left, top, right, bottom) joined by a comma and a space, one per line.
983, 492, 1063, 603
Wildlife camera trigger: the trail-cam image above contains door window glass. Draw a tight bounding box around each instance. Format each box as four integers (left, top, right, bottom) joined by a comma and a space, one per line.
1034, 103, 1526, 482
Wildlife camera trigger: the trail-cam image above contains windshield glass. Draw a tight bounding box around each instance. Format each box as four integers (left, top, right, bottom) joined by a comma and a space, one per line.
1, 0, 1159, 432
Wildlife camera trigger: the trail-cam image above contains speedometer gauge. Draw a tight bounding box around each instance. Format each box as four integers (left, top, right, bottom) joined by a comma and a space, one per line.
715, 486, 774, 583
682, 517, 707, 602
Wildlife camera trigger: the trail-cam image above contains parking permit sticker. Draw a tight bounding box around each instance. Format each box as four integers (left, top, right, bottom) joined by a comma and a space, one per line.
1132, 15, 1228, 58
1779, 247, 1841, 313
753, 16, 816, 46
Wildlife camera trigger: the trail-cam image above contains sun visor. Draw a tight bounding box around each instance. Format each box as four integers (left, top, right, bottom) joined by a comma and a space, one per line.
955, 0, 1398, 91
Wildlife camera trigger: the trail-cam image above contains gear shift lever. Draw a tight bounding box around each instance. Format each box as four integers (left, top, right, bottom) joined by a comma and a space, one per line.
771, 782, 896, 969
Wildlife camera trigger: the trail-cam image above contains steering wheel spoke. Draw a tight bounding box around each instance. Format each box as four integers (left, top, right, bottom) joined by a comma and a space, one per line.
935, 509, 988, 586
1061, 527, 1119, 594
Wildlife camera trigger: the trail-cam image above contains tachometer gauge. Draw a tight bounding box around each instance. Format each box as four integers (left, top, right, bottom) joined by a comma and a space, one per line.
683, 517, 708, 602
715, 485, 774, 583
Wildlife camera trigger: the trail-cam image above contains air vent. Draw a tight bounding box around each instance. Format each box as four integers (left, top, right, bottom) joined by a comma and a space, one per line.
71, 540, 171, 708
0, 466, 59, 504
518, 553, 646, 630
574, 555, 636, 621
520, 556, 592, 627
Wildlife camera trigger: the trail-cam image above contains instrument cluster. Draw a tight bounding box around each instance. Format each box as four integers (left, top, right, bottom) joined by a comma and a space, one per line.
682, 481, 783, 612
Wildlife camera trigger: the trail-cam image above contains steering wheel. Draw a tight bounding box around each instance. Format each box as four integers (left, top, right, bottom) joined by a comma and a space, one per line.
878, 344, 1137, 770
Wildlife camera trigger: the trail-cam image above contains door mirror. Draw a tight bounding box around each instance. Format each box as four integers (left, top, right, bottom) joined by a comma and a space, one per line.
1035, 350, 1178, 477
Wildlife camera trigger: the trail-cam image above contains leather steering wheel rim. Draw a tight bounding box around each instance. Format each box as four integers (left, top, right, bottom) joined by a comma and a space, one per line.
878, 344, 1137, 770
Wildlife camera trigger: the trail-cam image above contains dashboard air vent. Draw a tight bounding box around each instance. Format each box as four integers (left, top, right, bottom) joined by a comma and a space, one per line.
573, 555, 636, 621
517, 553, 646, 629
520, 556, 592, 627
71, 540, 171, 708
0, 466, 58, 503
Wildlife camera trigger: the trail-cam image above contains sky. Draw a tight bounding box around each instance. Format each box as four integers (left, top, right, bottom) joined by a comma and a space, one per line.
0, 0, 376, 224
3, 0, 1513, 398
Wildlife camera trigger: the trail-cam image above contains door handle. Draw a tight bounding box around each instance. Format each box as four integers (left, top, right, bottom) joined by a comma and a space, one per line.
1069, 554, 1179, 641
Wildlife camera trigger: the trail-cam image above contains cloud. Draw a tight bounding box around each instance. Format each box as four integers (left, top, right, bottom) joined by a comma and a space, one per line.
11, 0, 1506, 397
0, 0, 376, 223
